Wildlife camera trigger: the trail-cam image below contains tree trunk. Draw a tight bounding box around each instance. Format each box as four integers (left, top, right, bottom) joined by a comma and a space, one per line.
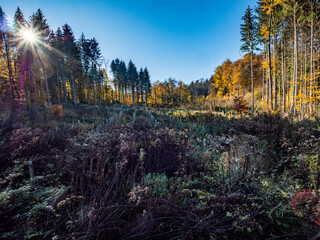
38, 63, 45, 106
56, 69, 61, 105
273, 33, 277, 110
93, 78, 97, 106
303, 40, 307, 119
268, 15, 273, 108
282, 33, 286, 113
44, 66, 51, 106
132, 85, 135, 106
251, 51, 254, 113
141, 88, 144, 105
293, 3, 298, 115
62, 71, 67, 105
71, 71, 77, 106
86, 73, 90, 104
310, 4, 314, 116
4, 38, 16, 126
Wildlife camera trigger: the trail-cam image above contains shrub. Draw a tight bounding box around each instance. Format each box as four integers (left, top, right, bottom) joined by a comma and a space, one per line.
234, 96, 248, 115
48, 105, 63, 118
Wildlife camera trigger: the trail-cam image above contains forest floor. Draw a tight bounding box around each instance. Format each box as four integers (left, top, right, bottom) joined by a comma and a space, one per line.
1, 104, 320, 239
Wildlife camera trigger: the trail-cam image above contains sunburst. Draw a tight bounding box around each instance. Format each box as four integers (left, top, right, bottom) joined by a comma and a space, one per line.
16, 27, 39, 50
22, 29, 36, 43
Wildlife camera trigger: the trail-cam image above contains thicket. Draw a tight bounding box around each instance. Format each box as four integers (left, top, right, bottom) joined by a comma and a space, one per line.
0, 106, 320, 239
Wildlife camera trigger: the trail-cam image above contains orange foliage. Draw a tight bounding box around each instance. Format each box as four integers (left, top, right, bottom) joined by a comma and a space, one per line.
48, 105, 63, 118
234, 96, 248, 114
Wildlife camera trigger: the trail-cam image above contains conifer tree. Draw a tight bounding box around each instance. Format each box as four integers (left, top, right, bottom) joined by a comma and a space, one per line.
80, 33, 90, 104
138, 68, 144, 104
127, 60, 138, 106
241, 6, 259, 112
62, 24, 80, 105
143, 67, 151, 107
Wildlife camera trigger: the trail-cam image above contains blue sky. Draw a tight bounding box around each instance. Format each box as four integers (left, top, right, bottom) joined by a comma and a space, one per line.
2, 0, 258, 84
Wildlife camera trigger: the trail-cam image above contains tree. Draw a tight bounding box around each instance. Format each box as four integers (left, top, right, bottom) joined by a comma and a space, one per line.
241, 5, 259, 112
13, 7, 26, 123
143, 67, 151, 107
62, 24, 80, 105
54, 27, 66, 104
138, 68, 144, 104
31, 9, 51, 106
0, 7, 17, 126
127, 60, 138, 106
88, 37, 101, 105
80, 33, 91, 104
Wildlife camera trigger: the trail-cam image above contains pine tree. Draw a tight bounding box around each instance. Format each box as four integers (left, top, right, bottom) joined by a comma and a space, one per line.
111, 58, 121, 103
30, 9, 51, 106
127, 60, 138, 106
13, 7, 26, 121
143, 67, 151, 107
62, 24, 80, 105
54, 27, 67, 104
80, 33, 90, 104
138, 68, 144, 104
241, 6, 259, 112
89, 38, 101, 105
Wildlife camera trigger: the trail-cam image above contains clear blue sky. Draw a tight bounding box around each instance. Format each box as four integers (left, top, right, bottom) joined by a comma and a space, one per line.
2, 0, 258, 84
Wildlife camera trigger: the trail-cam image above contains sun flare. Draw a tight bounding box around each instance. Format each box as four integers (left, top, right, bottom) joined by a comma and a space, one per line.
22, 29, 36, 43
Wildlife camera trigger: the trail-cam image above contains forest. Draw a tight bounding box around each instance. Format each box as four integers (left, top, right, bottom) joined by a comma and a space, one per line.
1, 0, 320, 239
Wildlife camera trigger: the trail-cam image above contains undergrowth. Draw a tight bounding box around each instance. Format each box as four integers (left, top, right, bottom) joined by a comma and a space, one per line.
0, 105, 320, 239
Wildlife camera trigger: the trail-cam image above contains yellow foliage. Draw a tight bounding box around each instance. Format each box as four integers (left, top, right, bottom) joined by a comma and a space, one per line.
260, 25, 269, 40
261, 60, 269, 70
261, 0, 286, 14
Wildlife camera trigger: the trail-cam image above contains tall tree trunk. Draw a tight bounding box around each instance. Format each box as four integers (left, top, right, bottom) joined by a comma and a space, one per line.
86, 73, 90, 104
62, 70, 67, 105
251, 51, 254, 113
44, 66, 51, 106
38, 62, 45, 106
268, 15, 273, 108
293, 3, 298, 115
70, 71, 77, 106
262, 42, 266, 105
141, 88, 144, 105
4, 38, 16, 126
291, 50, 294, 110
303, 40, 307, 119
282, 33, 286, 113
268, 41, 272, 107
145, 90, 148, 107
273, 34, 277, 110
93, 78, 97, 106
56, 69, 61, 105
132, 86, 135, 106
27, 51, 36, 124
310, 3, 314, 116
61, 67, 67, 105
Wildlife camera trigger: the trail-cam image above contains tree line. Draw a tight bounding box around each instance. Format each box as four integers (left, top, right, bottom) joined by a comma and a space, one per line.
2, 1, 320, 123
210, 0, 320, 117
0, 7, 153, 126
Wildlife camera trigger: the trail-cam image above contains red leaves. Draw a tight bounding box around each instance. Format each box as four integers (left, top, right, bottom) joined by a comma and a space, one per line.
291, 190, 320, 225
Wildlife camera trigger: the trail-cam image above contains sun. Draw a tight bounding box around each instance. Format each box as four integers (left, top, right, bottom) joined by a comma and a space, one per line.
22, 29, 36, 43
